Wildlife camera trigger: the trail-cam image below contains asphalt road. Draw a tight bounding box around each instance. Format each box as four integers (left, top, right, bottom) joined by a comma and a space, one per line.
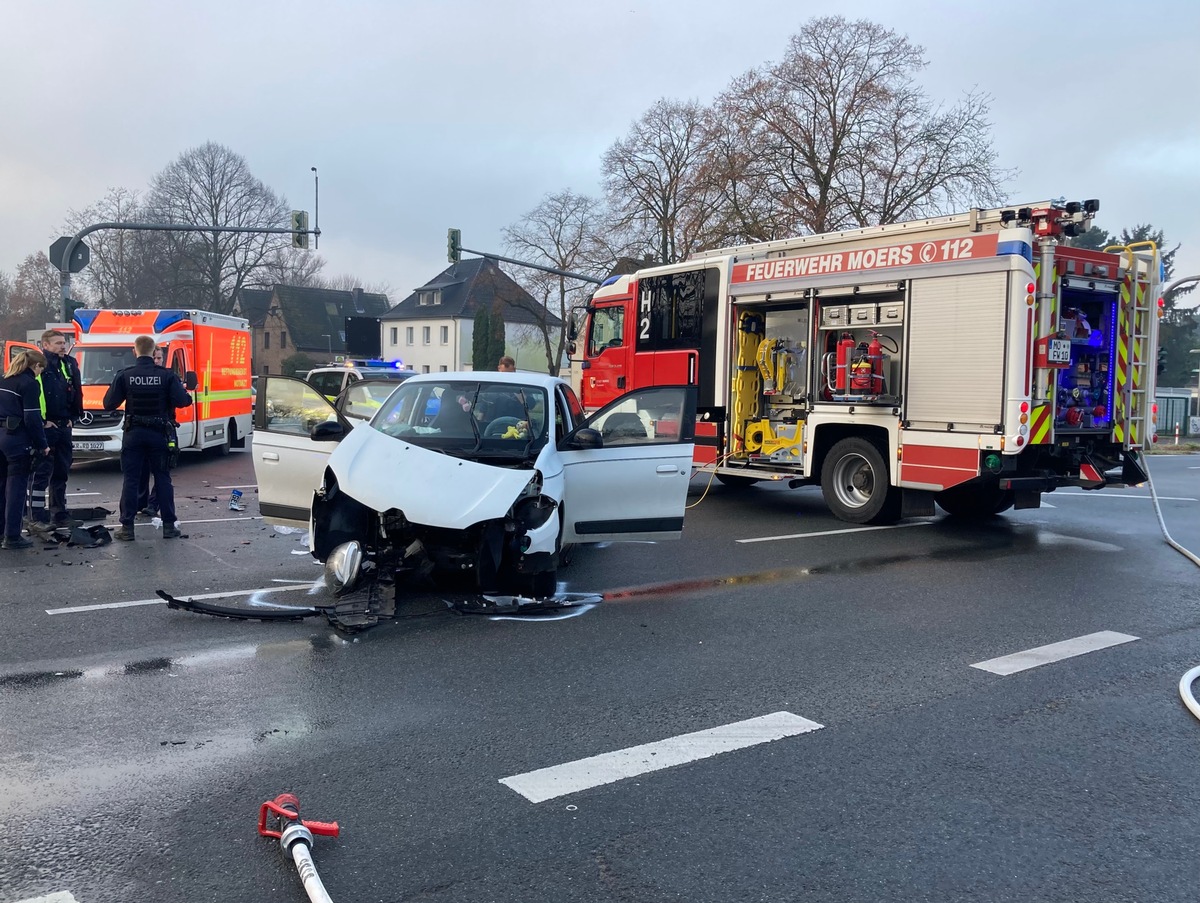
2, 449, 1198, 903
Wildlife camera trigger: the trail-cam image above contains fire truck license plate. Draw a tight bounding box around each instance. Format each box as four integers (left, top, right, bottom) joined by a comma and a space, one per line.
1047, 338, 1071, 364
74, 442, 107, 451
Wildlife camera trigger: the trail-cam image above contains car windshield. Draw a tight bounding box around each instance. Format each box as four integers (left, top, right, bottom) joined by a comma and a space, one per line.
372, 379, 549, 458
75, 347, 138, 386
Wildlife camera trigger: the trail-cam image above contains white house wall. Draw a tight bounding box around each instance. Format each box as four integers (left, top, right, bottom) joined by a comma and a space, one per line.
379, 319, 552, 373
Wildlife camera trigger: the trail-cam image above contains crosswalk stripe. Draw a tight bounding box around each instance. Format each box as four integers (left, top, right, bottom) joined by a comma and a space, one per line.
971, 631, 1138, 675
500, 711, 823, 803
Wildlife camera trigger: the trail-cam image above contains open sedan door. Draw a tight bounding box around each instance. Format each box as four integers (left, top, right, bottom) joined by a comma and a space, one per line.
253, 376, 350, 527
557, 385, 697, 544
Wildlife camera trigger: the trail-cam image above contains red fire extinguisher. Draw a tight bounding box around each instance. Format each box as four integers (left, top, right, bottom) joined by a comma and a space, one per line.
835, 332, 855, 392
867, 332, 885, 394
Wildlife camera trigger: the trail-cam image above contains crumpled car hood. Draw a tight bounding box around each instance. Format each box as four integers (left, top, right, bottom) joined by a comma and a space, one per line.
327, 423, 536, 530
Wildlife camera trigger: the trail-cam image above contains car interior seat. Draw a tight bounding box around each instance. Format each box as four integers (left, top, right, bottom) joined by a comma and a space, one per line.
601, 412, 648, 442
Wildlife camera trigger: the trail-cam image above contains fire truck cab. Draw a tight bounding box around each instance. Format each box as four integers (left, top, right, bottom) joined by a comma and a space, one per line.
574, 200, 1161, 523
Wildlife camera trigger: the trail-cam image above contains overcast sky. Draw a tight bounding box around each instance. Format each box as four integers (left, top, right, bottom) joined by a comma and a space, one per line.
3, 0, 1199, 301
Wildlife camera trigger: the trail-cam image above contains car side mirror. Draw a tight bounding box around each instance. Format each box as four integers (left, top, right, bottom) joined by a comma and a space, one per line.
184, 371, 198, 390
311, 421, 345, 442
567, 427, 602, 450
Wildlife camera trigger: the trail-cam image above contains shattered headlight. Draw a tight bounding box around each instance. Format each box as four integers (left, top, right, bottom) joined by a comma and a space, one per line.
514, 496, 556, 532
325, 541, 364, 596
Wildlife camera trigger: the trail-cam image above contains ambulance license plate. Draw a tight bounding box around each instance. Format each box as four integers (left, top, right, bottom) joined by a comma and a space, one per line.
1047, 338, 1071, 365
74, 442, 107, 451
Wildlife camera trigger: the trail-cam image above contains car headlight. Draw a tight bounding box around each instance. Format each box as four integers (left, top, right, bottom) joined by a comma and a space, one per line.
514, 495, 556, 531
325, 541, 364, 595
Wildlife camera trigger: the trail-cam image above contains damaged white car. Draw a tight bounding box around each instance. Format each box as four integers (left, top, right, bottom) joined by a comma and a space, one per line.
252, 372, 696, 620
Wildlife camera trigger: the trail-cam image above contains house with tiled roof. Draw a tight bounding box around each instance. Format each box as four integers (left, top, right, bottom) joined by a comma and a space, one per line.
234, 285, 391, 375
381, 258, 560, 372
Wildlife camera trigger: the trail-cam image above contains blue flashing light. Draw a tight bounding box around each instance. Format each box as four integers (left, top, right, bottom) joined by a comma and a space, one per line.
152, 310, 189, 332
600, 275, 621, 287
996, 240, 1033, 263
74, 308, 101, 330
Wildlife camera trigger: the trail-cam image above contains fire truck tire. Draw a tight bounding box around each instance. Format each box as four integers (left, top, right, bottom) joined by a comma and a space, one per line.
820, 438, 901, 525
935, 484, 1015, 518
716, 474, 759, 489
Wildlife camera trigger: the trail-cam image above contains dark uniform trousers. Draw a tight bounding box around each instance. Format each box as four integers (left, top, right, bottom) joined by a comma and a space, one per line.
0, 433, 34, 540
121, 424, 176, 526
104, 356, 192, 530
29, 424, 73, 524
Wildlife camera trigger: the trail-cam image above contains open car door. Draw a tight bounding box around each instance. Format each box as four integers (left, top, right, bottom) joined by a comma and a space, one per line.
3, 340, 38, 369
558, 385, 697, 543
253, 376, 350, 527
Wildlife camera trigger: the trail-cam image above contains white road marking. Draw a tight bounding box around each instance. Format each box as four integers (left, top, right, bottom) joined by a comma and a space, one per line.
214, 484, 258, 489
13, 894, 78, 903
738, 522, 931, 544
101, 516, 263, 527
1051, 492, 1196, 501
45, 582, 314, 615
499, 711, 824, 803
971, 631, 1139, 675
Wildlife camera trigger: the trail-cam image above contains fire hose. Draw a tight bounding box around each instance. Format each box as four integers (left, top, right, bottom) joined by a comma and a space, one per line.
258, 793, 341, 903
1142, 459, 1200, 722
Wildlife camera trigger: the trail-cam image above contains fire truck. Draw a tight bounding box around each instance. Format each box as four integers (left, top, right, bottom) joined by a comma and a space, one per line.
68, 309, 253, 459
574, 199, 1162, 523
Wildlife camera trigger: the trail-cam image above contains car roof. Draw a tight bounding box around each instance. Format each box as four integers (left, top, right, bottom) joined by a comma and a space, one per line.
403, 370, 567, 390
355, 368, 415, 378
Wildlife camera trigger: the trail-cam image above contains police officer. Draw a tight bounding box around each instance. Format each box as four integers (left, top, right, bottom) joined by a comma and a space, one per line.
30, 328, 84, 529
1, 350, 51, 549
103, 335, 193, 541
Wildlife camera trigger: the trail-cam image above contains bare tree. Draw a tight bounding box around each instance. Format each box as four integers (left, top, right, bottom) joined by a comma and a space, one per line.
144, 142, 292, 315
7, 252, 68, 332
716, 16, 1010, 237
318, 273, 393, 295
64, 187, 163, 308
253, 248, 328, 289
601, 99, 721, 265
502, 190, 610, 374
841, 87, 1009, 224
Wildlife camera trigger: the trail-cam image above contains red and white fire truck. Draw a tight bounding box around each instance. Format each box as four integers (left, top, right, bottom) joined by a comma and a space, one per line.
574, 199, 1162, 523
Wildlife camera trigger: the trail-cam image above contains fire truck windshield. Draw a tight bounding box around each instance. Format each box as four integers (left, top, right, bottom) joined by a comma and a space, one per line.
75, 347, 138, 386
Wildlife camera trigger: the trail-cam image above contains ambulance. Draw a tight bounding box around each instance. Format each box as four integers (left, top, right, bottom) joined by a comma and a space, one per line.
69, 309, 253, 459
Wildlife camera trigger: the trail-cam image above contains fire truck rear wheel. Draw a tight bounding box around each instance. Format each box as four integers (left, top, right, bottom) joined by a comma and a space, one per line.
934, 484, 1015, 518
820, 438, 901, 525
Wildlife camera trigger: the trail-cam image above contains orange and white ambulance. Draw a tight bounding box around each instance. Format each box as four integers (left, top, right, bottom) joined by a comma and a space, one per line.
69, 309, 253, 459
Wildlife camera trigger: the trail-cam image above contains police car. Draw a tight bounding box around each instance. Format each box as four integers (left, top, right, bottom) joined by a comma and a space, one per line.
305, 360, 415, 400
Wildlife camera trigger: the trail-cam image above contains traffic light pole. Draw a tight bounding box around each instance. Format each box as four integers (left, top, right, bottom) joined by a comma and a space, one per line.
458, 246, 603, 285
57, 220, 317, 321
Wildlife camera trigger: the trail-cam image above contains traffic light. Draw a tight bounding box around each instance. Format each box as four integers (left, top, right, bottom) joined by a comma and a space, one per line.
1157, 346, 1167, 376
291, 210, 310, 250
66, 298, 86, 318
447, 228, 461, 264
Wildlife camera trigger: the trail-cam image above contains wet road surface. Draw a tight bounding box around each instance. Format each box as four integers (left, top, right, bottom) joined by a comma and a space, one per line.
2, 451, 1198, 902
